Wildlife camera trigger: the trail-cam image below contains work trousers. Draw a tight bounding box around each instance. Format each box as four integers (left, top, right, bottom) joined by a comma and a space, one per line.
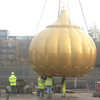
37, 89, 44, 97
62, 78, 66, 97
46, 86, 52, 95
11, 86, 17, 94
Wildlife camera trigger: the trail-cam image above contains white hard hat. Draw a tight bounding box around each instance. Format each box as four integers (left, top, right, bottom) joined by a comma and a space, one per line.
11, 72, 14, 74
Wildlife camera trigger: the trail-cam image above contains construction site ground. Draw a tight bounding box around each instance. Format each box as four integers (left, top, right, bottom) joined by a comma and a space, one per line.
0, 91, 99, 100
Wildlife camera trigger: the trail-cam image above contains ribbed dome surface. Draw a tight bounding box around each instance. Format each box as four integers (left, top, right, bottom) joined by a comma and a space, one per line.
29, 10, 96, 77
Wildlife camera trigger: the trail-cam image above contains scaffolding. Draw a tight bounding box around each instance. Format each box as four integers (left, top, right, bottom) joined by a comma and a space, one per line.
0, 40, 100, 90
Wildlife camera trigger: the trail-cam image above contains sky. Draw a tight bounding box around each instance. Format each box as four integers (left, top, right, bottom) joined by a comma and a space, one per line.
0, 0, 99, 36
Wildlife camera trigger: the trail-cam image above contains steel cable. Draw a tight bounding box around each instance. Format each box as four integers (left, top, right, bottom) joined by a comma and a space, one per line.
35, 0, 47, 35
78, 0, 88, 32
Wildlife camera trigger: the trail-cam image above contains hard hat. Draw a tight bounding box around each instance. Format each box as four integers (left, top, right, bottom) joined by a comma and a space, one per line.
11, 72, 14, 74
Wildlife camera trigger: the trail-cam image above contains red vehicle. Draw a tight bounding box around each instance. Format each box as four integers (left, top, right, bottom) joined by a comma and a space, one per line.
93, 81, 100, 97
95, 81, 100, 90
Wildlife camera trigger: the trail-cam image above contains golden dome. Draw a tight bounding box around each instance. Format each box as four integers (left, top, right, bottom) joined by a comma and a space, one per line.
29, 10, 96, 77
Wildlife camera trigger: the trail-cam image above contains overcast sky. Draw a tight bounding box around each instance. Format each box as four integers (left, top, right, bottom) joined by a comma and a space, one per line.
0, 0, 99, 36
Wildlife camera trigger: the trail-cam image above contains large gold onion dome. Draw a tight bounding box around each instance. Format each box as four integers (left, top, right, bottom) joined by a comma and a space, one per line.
29, 9, 96, 77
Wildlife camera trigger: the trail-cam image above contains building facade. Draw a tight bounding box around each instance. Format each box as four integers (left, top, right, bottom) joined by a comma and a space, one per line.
8, 36, 33, 40
0, 30, 8, 40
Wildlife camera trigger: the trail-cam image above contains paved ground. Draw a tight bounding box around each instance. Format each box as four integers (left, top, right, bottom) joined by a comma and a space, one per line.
0, 93, 99, 100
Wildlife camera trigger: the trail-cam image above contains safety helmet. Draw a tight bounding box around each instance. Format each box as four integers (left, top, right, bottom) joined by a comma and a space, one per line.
11, 72, 14, 74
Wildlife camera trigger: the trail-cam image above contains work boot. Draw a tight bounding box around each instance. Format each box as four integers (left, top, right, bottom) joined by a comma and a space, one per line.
61, 94, 66, 98
37, 89, 40, 97
47, 95, 52, 99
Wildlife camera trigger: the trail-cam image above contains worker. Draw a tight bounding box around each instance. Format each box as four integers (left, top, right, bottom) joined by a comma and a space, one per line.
37, 76, 45, 97
61, 77, 66, 97
9, 72, 17, 94
45, 76, 53, 98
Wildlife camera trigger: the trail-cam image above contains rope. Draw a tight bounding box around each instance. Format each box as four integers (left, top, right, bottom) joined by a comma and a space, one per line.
35, 0, 47, 35
78, 0, 88, 31
58, 0, 61, 16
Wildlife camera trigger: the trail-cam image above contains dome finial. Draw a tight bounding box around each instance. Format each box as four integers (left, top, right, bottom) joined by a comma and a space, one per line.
58, 0, 68, 15
61, 5, 66, 11
61, 0, 67, 10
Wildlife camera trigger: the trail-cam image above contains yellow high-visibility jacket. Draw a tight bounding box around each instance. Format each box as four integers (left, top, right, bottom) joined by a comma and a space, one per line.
45, 77, 53, 86
38, 77, 45, 89
9, 75, 17, 86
